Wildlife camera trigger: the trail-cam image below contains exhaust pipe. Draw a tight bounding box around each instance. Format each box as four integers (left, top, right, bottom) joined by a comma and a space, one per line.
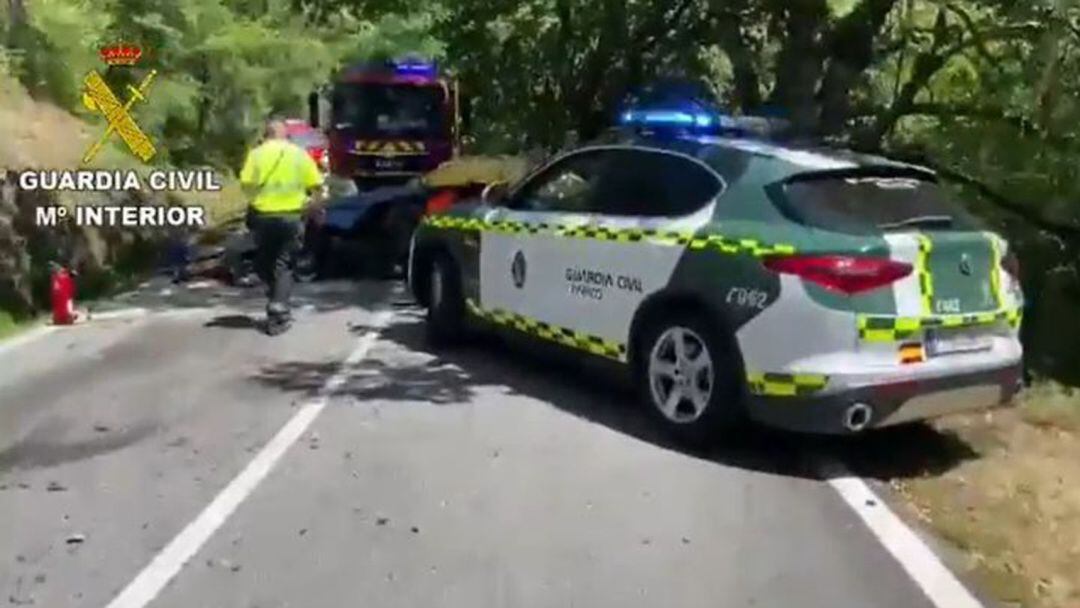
843, 402, 874, 433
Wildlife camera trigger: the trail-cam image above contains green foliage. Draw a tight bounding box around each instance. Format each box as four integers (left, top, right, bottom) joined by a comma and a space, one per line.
332, 12, 445, 65
0, 309, 28, 340
12, 0, 111, 107
3, 0, 443, 171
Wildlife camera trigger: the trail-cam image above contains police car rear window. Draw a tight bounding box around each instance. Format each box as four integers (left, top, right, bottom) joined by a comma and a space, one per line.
772, 172, 982, 234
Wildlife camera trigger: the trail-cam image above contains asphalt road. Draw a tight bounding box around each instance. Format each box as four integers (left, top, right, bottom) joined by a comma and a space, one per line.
0, 278, 979, 608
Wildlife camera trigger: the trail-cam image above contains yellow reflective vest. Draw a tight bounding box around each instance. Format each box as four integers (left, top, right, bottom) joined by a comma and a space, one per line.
240, 139, 324, 214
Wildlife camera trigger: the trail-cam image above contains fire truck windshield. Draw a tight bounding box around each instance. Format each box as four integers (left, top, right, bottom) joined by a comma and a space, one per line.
332, 83, 446, 139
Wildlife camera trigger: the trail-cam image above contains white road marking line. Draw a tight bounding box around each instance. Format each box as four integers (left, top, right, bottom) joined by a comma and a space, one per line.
0, 308, 208, 359
0, 324, 57, 356
87, 306, 221, 321
104, 310, 392, 608
819, 458, 985, 608
86, 307, 151, 321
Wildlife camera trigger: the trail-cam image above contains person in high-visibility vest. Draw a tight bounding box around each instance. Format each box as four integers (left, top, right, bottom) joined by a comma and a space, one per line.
240, 117, 325, 335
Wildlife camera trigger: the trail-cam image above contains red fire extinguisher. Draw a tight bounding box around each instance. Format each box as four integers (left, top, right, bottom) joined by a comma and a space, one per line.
50, 263, 78, 326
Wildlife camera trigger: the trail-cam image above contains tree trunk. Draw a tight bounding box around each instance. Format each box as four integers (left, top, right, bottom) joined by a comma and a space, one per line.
572, 0, 627, 140
712, 3, 763, 112
817, 0, 899, 135
6, 0, 26, 49
766, 0, 830, 135
7, 0, 25, 29
196, 55, 211, 138
856, 10, 949, 148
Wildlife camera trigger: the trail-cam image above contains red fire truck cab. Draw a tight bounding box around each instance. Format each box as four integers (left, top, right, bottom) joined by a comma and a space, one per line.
309, 57, 462, 191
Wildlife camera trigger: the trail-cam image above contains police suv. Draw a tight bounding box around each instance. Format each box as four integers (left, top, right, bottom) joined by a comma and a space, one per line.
407, 108, 1024, 440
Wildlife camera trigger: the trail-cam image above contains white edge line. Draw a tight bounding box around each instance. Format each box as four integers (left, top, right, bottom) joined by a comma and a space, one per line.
104, 310, 392, 608
0, 306, 254, 360
88, 306, 222, 321
85, 307, 151, 321
0, 324, 58, 356
818, 457, 986, 608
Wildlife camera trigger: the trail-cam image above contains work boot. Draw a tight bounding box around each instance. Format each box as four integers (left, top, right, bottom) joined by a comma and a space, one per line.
264, 302, 292, 336
267, 301, 291, 318
264, 317, 291, 336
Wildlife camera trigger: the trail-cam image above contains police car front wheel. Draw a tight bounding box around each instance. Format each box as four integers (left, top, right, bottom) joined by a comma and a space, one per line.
637, 313, 742, 442
425, 253, 465, 346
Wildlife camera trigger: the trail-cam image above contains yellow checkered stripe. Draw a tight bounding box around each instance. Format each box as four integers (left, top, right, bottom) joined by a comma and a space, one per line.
422, 215, 797, 258
916, 234, 934, 315
746, 372, 829, 397
465, 299, 627, 361
353, 140, 427, 156
987, 234, 1004, 309
857, 308, 1023, 342
467, 297, 829, 394
424, 215, 486, 231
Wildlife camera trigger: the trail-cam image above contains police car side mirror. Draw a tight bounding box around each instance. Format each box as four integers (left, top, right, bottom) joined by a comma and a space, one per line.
482, 182, 510, 207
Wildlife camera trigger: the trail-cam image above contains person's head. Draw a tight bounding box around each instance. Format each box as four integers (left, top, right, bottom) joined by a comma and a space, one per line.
263, 117, 287, 141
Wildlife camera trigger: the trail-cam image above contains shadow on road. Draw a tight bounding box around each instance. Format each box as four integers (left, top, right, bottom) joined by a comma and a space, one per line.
204, 314, 261, 331
95, 276, 389, 318
251, 308, 983, 482
0, 418, 158, 474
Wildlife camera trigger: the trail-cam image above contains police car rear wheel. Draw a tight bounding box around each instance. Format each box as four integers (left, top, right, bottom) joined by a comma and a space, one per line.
426, 254, 465, 346
648, 327, 714, 424
637, 313, 741, 442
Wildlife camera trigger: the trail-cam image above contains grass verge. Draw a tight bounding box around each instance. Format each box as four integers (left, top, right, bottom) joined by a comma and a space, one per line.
0, 309, 42, 342
891, 383, 1080, 608
0, 309, 21, 340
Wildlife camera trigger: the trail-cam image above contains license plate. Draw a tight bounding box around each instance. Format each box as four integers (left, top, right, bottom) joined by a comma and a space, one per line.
926, 329, 993, 357
374, 158, 403, 170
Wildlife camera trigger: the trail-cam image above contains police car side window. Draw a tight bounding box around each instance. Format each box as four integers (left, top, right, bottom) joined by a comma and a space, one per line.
592, 149, 721, 217
510, 151, 604, 213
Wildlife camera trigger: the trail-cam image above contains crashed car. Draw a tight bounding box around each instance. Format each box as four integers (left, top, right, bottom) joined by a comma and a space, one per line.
307, 155, 529, 278
219, 213, 322, 287
221, 156, 529, 282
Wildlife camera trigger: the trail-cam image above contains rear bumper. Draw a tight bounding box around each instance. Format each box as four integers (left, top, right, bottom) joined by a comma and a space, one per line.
747, 362, 1023, 434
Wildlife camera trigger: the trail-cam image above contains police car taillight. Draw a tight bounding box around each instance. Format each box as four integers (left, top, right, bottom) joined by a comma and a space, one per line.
763, 255, 912, 295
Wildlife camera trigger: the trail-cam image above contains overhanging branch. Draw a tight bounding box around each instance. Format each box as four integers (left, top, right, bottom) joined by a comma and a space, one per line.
864, 102, 1079, 150
882, 146, 1080, 239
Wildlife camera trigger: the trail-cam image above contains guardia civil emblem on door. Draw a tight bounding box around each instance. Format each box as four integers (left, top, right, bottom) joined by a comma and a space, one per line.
511, 251, 527, 288
959, 253, 973, 276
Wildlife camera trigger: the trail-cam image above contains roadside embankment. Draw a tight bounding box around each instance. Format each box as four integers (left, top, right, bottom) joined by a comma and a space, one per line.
847, 384, 1080, 608
0, 73, 243, 327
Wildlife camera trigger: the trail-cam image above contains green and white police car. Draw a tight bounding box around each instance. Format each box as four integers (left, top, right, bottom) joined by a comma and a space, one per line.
407, 112, 1024, 440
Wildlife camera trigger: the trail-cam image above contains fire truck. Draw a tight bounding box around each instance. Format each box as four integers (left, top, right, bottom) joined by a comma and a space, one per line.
308, 56, 463, 190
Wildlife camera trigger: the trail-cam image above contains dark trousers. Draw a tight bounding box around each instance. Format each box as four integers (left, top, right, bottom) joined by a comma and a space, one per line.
250, 213, 302, 322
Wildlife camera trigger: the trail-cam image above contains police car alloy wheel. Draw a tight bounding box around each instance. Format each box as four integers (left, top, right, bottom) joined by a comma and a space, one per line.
636, 313, 743, 442
425, 254, 465, 346
647, 326, 714, 423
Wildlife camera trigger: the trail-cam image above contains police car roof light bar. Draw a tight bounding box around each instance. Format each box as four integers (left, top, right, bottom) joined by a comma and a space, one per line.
618, 104, 738, 134
391, 58, 438, 77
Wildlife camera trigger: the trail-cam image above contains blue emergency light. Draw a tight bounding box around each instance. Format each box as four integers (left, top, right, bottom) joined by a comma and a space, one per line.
619, 106, 736, 133
390, 58, 438, 77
